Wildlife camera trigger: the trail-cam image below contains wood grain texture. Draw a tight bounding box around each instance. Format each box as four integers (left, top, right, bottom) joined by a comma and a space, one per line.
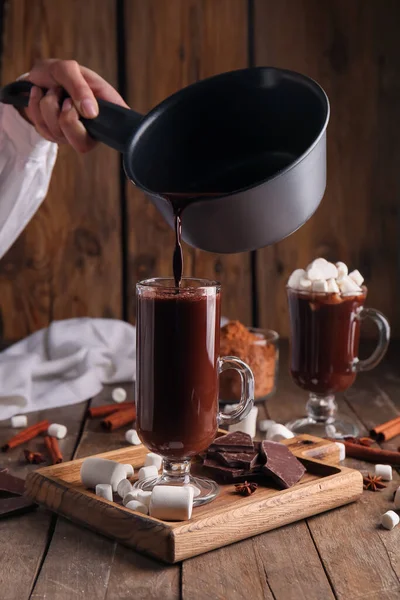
254, 0, 400, 338
0, 0, 122, 339
266, 342, 400, 600
30, 385, 180, 600
182, 538, 272, 600
0, 401, 88, 600
124, 0, 252, 324
25, 435, 362, 563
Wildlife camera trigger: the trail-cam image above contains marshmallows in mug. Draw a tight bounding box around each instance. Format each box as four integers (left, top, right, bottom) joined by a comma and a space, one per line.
287, 258, 364, 294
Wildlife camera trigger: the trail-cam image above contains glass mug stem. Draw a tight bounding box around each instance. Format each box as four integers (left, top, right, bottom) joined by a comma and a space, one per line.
306, 393, 337, 424
218, 356, 254, 427
353, 307, 391, 372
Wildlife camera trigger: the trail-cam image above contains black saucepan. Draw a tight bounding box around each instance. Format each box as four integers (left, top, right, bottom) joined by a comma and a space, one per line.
1, 67, 330, 253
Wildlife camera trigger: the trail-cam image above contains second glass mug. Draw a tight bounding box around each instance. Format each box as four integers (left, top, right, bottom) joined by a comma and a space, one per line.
286, 286, 390, 438
133, 277, 254, 506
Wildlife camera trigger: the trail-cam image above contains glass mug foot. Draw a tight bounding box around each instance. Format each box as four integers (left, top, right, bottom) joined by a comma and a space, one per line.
134, 474, 219, 507
286, 415, 359, 439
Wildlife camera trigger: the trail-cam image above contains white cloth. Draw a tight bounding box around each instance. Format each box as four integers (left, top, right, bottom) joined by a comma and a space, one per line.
0, 104, 57, 259
0, 318, 136, 421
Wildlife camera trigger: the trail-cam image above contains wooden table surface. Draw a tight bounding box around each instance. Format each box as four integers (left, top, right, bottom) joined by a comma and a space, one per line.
1, 342, 400, 600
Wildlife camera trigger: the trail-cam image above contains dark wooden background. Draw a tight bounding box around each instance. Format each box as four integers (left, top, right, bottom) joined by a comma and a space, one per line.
0, 0, 399, 340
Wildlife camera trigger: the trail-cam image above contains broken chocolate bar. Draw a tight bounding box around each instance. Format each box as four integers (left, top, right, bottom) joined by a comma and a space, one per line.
203, 457, 246, 481
260, 440, 306, 489
213, 451, 259, 470
209, 431, 254, 453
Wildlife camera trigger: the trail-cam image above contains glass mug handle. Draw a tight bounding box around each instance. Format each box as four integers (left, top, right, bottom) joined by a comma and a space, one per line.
354, 307, 391, 372
218, 356, 254, 427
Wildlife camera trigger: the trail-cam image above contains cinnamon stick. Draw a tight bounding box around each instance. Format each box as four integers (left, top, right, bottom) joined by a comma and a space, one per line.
370, 416, 400, 442
44, 436, 63, 464
1, 420, 50, 452
88, 402, 135, 419
341, 439, 400, 464
101, 408, 136, 431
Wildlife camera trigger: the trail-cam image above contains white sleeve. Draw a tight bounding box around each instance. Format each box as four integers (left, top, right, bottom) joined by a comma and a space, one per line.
0, 104, 58, 259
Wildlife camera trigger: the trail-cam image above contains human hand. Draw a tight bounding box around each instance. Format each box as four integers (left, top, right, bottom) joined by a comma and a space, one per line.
21, 59, 129, 153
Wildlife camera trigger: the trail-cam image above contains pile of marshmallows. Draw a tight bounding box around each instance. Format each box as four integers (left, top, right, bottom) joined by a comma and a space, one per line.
225, 405, 298, 442
287, 258, 364, 294
80, 452, 194, 521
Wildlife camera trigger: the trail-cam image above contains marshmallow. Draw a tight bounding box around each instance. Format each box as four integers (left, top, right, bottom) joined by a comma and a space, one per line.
229, 405, 258, 439
375, 464, 392, 481
265, 423, 294, 442
136, 490, 152, 507
307, 266, 325, 281
308, 258, 338, 281
123, 464, 134, 477
299, 277, 312, 290
336, 262, 348, 279
144, 453, 163, 471
125, 500, 148, 515
287, 269, 306, 289
335, 442, 346, 461
223, 404, 240, 414
11, 415, 27, 428
188, 484, 201, 498
123, 491, 140, 506
338, 275, 361, 294
81, 457, 127, 492
381, 510, 399, 530
138, 465, 159, 481
326, 424, 336, 438
95, 483, 113, 502
117, 478, 133, 499
349, 269, 364, 287
326, 278, 340, 294
394, 486, 400, 510
258, 419, 276, 432
312, 279, 328, 293
125, 429, 141, 445
111, 387, 127, 403
48, 423, 67, 439
149, 485, 194, 521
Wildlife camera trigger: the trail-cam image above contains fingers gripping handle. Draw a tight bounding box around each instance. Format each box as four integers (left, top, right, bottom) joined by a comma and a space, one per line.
218, 356, 254, 427
0, 81, 143, 153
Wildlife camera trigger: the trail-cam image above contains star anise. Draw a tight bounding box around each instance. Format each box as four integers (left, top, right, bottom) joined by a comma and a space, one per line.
23, 449, 46, 464
363, 473, 387, 492
234, 481, 258, 496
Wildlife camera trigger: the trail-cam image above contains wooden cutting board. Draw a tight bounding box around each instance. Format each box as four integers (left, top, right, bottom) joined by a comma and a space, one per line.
25, 434, 363, 564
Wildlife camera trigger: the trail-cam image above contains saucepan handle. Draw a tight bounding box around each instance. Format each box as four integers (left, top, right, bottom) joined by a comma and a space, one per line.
0, 80, 143, 153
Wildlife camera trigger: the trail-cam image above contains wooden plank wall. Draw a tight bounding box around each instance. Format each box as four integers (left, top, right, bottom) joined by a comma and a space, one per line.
1, 0, 399, 339
254, 0, 400, 337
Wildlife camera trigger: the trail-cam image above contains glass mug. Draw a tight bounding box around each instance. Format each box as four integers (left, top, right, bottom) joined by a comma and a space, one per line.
134, 278, 254, 505
286, 286, 390, 438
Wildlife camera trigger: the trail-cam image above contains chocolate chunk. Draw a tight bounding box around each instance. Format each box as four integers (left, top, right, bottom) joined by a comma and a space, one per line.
209, 432, 254, 453
214, 451, 259, 470
261, 440, 306, 489
203, 457, 246, 481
